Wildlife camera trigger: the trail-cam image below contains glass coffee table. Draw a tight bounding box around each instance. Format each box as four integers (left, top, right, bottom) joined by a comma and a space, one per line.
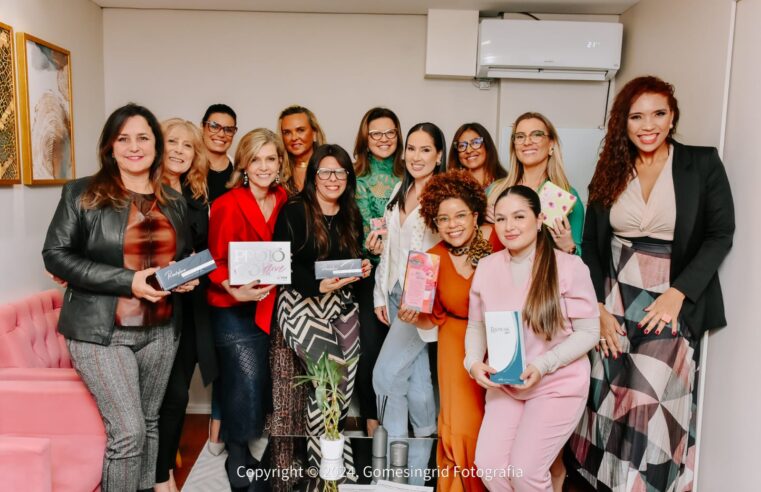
261, 434, 438, 491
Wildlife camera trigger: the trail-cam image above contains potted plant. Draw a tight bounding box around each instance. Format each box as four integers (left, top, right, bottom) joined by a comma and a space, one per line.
293, 353, 355, 481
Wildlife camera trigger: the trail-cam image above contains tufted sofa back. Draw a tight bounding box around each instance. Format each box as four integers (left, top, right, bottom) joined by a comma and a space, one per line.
0, 289, 70, 369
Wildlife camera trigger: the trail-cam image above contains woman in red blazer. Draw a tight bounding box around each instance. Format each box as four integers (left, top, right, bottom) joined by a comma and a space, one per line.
206, 128, 288, 491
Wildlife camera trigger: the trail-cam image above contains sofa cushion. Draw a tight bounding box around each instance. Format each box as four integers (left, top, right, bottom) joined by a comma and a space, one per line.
0, 289, 70, 369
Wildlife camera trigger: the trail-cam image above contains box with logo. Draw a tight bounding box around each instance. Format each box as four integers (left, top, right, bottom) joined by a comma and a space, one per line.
229, 241, 291, 285
314, 259, 363, 279
400, 251, 440, 314
155, 249, 217, 291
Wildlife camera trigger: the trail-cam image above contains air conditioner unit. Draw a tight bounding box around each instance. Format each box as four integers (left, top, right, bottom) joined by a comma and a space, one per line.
476, 19, 623, 81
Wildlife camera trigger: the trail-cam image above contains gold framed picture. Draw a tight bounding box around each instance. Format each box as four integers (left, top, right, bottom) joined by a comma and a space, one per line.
16, 32, 75, 185
0, 21, 20, 185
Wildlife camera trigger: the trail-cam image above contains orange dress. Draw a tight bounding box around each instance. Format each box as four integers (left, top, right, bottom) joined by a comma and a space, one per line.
428, 241, 488, 492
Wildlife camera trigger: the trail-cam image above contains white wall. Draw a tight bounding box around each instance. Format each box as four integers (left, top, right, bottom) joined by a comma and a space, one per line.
699, 0, 761, 488
0, 0, 104, 302
102, 9, 499, 156
617, 0, 733, 146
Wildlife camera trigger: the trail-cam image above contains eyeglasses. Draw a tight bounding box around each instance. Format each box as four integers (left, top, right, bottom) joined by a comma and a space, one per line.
454, 137, 484, 153
368, 129, 398, 141
316, 168, 349, 181
204, 120, 238, 137
512, 130, 547, 145
433, 211, 474, 227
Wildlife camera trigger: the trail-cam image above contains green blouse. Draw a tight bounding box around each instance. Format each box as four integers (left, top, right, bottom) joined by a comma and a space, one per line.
355, 155, 400, 263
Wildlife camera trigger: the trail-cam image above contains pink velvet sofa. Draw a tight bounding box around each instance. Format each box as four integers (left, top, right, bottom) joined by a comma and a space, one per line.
0, 289, 104, 491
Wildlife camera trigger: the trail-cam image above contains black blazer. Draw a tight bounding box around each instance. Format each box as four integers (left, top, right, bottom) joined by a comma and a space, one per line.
179, 186, 218, 386
42, 177, 192, 345
582, 141, 735, 339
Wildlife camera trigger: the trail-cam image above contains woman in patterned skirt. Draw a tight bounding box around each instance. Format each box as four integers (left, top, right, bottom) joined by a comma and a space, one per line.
353, 107, 404, 436
274, 144, 371, 478
570, 76, 735, 491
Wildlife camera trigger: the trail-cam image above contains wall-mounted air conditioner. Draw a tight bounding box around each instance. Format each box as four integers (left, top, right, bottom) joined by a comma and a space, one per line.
477, 19, 623, 81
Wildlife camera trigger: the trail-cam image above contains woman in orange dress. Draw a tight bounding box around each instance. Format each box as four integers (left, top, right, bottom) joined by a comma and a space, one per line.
397, 170, 501, 491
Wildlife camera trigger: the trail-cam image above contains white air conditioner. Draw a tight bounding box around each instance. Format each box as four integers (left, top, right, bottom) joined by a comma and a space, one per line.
477, 19, 622, 81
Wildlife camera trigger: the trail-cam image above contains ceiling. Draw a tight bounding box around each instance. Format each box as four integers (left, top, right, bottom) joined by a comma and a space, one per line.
91, 0, 640, 16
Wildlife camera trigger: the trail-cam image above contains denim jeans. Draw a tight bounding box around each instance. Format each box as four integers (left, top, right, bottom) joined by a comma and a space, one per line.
373, 283, 436, 484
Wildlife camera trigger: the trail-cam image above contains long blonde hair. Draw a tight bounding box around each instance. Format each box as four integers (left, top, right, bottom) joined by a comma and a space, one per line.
228, 128, 288, 189
160, 118, 209, 202
488, 112, 571, 207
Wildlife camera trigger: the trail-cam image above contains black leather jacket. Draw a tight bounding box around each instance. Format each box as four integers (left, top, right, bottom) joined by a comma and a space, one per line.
42, 177, 192, 345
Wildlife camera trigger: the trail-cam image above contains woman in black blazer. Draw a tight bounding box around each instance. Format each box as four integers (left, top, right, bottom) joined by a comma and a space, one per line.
569, 76, 734, 492
155, 118, 218, 492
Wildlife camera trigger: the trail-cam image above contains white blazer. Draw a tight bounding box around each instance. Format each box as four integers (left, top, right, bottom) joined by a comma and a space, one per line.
373, 182, 440, 308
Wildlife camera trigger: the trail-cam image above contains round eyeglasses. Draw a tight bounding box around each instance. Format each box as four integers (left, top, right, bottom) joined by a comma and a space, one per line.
512, 130, 547, 145
433, 211, 475, 227
454, 137, 484, 153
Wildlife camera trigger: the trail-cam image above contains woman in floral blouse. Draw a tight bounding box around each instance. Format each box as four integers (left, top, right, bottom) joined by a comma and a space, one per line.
352, 107, 404, 436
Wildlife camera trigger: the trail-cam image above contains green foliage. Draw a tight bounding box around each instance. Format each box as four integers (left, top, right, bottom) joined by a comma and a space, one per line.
293, 353, 358, 441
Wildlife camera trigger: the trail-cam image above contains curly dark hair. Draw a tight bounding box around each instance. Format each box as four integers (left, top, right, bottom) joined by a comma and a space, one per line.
588, 75, 680, 207
419, 170, 486, 232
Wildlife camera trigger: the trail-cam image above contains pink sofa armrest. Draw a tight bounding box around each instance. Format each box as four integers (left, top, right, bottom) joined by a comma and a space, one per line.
0, 436, 53, 492
0, 379, 105, 436
0, 367, 80, 382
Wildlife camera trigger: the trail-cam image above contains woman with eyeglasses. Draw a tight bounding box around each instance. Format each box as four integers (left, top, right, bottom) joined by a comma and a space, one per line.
396, 170, 500, 492
154, 118, 218, 492
372, 123, 446, 484
199, 103, 239, 454
488, 112, 584, 257
206, 128, 289, 491
274, 144, 371, 477
352, 107, 404, 437
448, 123, 507, 190
201, 104, 238, 203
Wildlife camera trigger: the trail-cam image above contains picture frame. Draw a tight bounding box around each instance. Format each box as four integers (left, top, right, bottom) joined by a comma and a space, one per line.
0, 21, 20, 185
16, 32, 75, 185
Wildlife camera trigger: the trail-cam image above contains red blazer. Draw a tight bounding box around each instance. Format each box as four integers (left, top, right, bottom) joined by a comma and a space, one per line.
207, 185, 288, 333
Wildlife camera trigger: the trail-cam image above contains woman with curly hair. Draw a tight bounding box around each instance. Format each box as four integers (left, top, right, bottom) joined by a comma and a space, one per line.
397, 170, 501, 492
448, 123, 507, 189
569, 76, 734, 491
488, 113, 583, 256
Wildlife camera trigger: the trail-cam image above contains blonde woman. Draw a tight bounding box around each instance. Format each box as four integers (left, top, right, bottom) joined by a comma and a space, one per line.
207, 129, 289, 490
154, 119, 217, 492
488, 112, 584, 256
277, 105, 327, 193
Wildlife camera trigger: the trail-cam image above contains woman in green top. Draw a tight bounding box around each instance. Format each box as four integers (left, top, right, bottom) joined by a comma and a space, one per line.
353, 107, 404, 436
488, 112, 584, 258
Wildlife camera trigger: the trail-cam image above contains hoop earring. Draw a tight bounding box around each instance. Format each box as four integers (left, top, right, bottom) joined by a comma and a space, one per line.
242, 173, 249, 186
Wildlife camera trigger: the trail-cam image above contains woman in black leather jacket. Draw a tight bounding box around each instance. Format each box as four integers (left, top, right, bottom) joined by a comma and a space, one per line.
42, 103, 196, 492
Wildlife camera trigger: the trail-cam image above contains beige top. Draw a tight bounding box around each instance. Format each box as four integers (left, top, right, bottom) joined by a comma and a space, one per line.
609, 145, 676, 240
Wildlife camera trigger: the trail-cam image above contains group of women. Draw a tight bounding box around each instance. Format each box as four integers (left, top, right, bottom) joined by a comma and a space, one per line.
42, 74, 734, 492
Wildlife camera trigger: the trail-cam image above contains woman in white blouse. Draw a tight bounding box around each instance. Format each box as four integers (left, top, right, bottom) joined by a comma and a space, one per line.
371, 122, 446, 482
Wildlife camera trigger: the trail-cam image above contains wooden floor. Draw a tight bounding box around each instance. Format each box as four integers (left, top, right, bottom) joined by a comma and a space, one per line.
175, 414, 594, 491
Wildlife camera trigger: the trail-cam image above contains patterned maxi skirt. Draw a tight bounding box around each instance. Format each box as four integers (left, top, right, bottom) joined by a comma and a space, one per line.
276, 286, 361, 480
570, 236, 699, 492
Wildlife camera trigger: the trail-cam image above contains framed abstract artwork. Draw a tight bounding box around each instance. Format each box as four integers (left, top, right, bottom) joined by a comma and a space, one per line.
0, 21, 20, 185
16, 32, 75, 185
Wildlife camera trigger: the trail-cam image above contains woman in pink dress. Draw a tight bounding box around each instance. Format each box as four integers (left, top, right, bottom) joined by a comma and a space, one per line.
466, 185, 599, 492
